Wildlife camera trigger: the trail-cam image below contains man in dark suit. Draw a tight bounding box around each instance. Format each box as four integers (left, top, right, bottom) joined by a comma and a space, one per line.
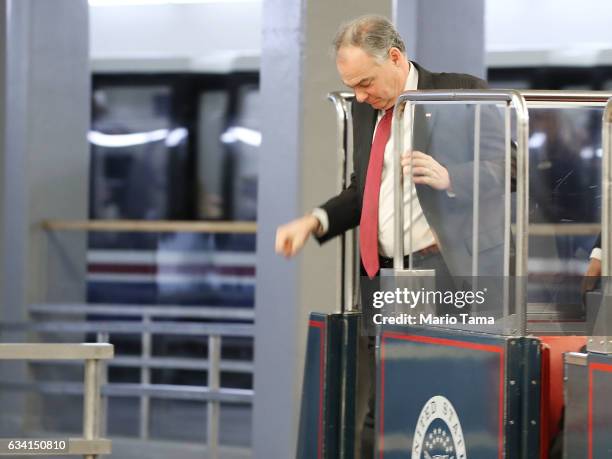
276, 15, 507, 279
275, 15, 508, 458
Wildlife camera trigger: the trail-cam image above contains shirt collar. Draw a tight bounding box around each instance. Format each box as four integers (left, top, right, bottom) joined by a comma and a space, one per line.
404, 61, 419, 91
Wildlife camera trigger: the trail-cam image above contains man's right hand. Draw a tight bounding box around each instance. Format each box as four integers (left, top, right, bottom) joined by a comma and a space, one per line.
581, 257, 602, 303
275, 214, 321, 258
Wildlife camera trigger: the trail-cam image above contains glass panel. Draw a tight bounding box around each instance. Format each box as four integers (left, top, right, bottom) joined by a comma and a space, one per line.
526, 106, 602, 334
362, 100, 518, 336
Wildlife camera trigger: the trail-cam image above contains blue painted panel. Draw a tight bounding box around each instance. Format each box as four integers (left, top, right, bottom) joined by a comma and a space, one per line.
297, 313, 326, 459
377, 326, 509, 459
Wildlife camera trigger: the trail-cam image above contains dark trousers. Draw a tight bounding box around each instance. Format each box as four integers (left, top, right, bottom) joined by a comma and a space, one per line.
360, 251, 452, 459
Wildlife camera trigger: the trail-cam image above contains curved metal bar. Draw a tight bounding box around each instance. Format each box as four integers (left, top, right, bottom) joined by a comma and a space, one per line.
603, 97, 612, 278
392, 102, 407, 268
395, 90, 517, 103
511, 92, 530, 336
327, 91, 358, 312
328, 92, 350, 312
327, 92, 351, 193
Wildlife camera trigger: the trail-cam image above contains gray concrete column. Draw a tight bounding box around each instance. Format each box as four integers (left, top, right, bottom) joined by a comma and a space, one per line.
0, 0, 89, 433
0, 0, 89, 322
0, 3, 5, 304
394, 0, 486, 78
254, 2, 391, 458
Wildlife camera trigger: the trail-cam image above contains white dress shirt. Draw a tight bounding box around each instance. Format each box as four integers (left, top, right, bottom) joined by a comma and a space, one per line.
314, 63, 436, 257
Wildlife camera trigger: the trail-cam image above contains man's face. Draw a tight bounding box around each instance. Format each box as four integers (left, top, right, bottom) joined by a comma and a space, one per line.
336, 45, 404, 110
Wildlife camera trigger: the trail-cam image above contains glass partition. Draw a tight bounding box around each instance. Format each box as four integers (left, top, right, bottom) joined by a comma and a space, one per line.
359, 90, 526, 337
525, 104, 603, 334
358, 90, 612, 338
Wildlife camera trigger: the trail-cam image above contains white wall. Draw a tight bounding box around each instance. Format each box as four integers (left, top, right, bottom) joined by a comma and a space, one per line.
89, 1, 262, 71
486, 0, 612, 66
487, 0, 612, 50
90, 1, 612, 71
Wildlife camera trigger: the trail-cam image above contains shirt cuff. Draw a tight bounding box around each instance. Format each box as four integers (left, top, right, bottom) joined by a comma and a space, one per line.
591, 247, 602, 261
311, 208, 329, 236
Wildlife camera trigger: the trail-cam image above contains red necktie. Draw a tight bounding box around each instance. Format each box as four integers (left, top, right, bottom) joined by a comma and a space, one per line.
360, 109, 393, 279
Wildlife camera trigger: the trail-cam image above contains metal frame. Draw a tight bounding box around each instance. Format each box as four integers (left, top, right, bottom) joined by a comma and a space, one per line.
589, 96, 612, 353
0, 343, 113, 458
602, 97, 612, 280
392, 90, 530, 334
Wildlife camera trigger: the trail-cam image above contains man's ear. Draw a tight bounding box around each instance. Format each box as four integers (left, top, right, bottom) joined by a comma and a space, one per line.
388, 47, 402, 65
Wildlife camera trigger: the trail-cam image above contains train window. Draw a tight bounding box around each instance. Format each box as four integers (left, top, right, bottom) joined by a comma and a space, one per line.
227, 84, 260, 221
197, 90, 229, 219
90, 85, 181, 223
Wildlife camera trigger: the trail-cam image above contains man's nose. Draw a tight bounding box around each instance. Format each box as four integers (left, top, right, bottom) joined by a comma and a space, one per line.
354, 89, 367, 103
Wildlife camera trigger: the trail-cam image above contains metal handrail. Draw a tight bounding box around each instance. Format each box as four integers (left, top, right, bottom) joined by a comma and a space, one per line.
602, 97, 612, 279
1, 321, 254, 337
29, 303, 255, 320
0, 343, 112, 360
0, 343, 113, 458
42, 355, 253, 373
585, 96, 612, 353
0, 380, 253, 404
41, 219, 257, 234
328, 92, 358, 313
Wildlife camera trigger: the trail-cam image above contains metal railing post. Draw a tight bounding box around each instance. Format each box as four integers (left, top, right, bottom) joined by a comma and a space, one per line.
207, 334, 221, 459
140, 315, 151, 439
327, 92, 358, 312
590, 97, 612, 352
96, 333, 109, 438
602, 98, 612, 279
83, 358, 101, 459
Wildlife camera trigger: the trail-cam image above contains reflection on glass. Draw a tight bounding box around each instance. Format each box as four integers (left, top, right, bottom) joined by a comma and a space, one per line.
527, 108, 602, 314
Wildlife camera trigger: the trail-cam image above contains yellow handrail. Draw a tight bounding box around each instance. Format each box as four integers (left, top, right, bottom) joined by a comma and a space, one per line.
41, 219, 257, 234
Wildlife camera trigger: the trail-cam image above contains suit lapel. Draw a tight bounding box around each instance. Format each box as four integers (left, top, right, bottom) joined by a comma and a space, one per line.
412, 62, 438, 154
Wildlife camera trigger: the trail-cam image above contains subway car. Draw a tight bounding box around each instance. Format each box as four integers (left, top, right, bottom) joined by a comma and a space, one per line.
87, 54, 259, 307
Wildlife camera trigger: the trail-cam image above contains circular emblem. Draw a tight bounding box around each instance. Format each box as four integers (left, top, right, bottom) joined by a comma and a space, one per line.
411, 395, 466, 459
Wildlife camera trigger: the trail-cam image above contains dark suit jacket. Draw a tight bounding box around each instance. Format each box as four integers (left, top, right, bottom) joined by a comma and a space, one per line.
317, 62, 510, 277
593, 234, 601, 251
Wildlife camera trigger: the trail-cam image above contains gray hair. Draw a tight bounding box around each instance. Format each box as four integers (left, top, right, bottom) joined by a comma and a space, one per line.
333, 15, 406, 61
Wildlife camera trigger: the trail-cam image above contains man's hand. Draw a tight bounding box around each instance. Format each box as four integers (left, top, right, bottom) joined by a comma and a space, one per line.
401, 150, 451, 191
275, 214, 321, 258
582, 257, 602, 302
